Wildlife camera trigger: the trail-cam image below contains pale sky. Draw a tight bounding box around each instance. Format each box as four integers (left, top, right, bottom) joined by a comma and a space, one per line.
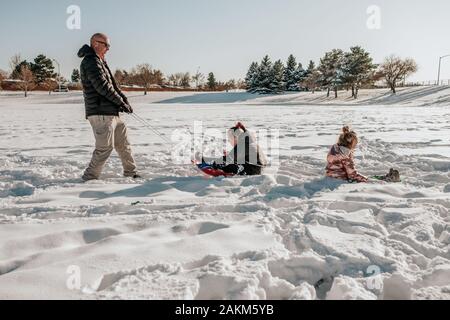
1, 0, 450, 82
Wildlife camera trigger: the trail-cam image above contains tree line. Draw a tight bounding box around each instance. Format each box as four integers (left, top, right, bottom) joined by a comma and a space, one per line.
111, 65, 245, 94
245, 47, 418, 97
1, 53, 245, 97
1, 54, 62, 97
0, 48, 420, 98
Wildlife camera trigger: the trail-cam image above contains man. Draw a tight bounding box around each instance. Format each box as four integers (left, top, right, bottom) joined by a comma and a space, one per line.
78, 33, 140, 181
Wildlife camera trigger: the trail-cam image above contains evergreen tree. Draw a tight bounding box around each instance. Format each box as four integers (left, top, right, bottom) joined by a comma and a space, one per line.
30, 54, 55, 84
207, 72, 217, 90
245, 62, 259, 93
270, 60, 285, 93
284, 54, 298, 91
71, 69, 80, 83
306, 60, 316, 74
342, 46, 376, 99
12, 60, 32, 79
318, 49, 344, 98
295, 62, 306, 91
254, 55, 273, 94
302, 60, 317, 91
302, 70, 321, 94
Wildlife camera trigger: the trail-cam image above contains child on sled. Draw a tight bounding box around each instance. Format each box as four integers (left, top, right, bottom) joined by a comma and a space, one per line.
198, 122, 267, 176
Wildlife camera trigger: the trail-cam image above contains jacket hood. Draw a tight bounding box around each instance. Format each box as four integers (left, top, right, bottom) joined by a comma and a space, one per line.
77, 44, 96, 58
338, 145, 352, 157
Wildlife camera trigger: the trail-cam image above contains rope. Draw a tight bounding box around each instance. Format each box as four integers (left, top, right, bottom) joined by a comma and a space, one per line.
128, 114, 267, 168
129, 113, 172, 144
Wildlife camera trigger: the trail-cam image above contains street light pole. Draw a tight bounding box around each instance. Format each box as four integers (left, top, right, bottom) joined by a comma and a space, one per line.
52, 59, 61, 92
437, 54, 450, 86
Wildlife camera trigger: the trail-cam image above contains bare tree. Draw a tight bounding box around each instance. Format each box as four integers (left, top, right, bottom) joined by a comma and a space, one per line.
167, 73, 185, 87
175, 73, 185, 87
134, 64, 153, 95
132, 64, 165, 93
224, 79, 237, 92
236, 79, 246, 90
17, 64, 35, 97
114, 69, 130, 87
114, 69, 124, 85
153, 70, 164, 86
166, 74, 176, 87
380, 55, 418, 94
0, 69, 7, 90
44, 78, 58, 95
9, 53, 22, 75
180, 72, 191, 88
191, 69, 205, 90
301, 70, 321, 94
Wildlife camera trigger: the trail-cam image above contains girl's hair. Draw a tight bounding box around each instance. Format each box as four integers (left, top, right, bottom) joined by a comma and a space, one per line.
337, 126, 358, 148
228, 127, 245, 142
227, 122, 247, 142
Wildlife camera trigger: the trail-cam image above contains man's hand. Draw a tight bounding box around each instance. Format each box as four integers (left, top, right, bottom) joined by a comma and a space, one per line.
120, 104, 133, 114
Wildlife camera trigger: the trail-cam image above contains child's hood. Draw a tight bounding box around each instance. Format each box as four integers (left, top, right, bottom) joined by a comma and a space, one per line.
329, 144, 352, 158
338, 145, 352, 157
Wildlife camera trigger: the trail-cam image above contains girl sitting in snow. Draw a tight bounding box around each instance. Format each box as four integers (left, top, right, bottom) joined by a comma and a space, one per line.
326, 126, 368, 183
199, 122, 268, 176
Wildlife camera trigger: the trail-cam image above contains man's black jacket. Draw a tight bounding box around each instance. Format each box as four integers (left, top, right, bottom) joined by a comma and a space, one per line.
78, 44, 128, 118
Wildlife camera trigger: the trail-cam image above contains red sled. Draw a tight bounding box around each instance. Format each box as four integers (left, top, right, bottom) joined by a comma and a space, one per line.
193, 160, 235, 177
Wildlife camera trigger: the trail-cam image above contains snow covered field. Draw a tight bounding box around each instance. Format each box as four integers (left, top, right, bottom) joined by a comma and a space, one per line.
0, 89, 449, 300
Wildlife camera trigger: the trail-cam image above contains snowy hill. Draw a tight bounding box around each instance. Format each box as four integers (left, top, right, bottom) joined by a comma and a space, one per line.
150, 86, 450, 106
2, 85, 450, 106
0, 89, 449, 299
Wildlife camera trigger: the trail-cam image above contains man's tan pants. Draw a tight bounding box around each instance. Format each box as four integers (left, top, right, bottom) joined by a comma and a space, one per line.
83, 115, 137, 180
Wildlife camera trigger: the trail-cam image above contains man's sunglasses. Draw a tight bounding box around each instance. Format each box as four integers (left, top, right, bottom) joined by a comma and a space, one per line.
96, 40, 111, 49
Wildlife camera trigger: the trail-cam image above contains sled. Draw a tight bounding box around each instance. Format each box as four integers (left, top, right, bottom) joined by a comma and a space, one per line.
372, 175, 402, 183
193, 160, 236, 178
371, 168, 401, 183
